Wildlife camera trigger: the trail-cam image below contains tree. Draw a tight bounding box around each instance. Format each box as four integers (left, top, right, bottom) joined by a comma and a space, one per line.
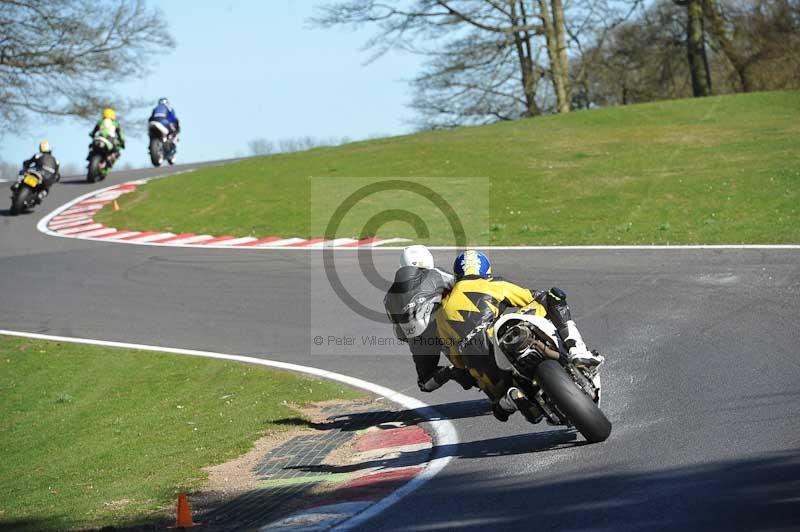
0, 0, 174, 128
702, 0, 800, 92
577, 1, 690, 107
247, 136, 352, 156
670, 0, 800, 97
407, 27, 545, 126
314, 1, 586, 126
315, 1, 646, 126
248, 138, 275, 156
563, 0, 799, 107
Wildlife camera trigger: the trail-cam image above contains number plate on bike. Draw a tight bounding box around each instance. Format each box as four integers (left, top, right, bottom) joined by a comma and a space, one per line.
23, 175, 39, 187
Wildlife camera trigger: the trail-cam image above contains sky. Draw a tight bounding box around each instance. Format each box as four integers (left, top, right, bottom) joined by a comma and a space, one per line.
2, 1, 423, 169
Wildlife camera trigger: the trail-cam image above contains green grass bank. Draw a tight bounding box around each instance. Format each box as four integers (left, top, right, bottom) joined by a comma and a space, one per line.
97, 91, 800, 245
0, 336, 360, 531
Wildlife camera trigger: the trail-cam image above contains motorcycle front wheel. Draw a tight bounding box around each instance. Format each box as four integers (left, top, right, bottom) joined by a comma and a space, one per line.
536, 359, 612, 443
10, 187, 32, 215
87, 154, 103, 183
149, 138, 164, 167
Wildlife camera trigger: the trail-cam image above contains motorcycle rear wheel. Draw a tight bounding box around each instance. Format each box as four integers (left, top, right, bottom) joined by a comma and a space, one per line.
149, 138, 164, 167
536, 360, 612, 443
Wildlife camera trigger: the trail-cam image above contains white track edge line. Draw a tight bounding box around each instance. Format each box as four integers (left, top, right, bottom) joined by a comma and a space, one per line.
0, 329, 458, 531
315, 244, 800, 251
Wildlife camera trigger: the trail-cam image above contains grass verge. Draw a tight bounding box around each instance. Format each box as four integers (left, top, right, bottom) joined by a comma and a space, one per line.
96, 91, 800, 245
0, 336, 361, 531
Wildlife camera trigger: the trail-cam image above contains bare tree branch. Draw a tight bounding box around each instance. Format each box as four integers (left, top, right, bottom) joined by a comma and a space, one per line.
0, 0, 174, 129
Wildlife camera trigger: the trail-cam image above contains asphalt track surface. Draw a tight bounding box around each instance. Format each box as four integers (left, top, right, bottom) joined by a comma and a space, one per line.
1, 163, 799, 532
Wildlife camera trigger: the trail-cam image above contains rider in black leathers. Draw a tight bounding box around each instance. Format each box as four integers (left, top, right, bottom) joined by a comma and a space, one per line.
384, 246, 476, 393
15, 141, 61, 201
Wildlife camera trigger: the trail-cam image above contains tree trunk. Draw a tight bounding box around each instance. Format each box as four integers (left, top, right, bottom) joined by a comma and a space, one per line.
701, 0, 751, 92
515, 1, 540, 117
686, 0, 712, 96
513, 35, 539, 116
551, 0, 572, 112
737, 66, 754, 92
538, 0, 571, 112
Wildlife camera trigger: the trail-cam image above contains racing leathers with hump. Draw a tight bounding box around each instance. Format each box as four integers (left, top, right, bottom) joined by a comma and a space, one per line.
149, 98, 180, 137
90, 108, 125, 163
16, 141, 61, 200
384, 246, 476, 393
148, 98, 180, 165
436, 250, 604, 422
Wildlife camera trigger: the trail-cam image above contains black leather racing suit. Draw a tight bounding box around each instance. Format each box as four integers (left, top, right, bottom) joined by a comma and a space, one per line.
383, 266, 476, 392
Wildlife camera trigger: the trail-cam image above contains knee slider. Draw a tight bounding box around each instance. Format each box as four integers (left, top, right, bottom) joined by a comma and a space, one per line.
418, 366, 451, 392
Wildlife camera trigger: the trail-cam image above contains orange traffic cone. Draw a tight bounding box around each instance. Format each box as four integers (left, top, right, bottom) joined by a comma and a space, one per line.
112, 200, 120, 211
169, 493, 199, 528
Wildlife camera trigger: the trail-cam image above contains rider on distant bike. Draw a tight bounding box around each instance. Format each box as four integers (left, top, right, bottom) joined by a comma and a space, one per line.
90, 108, 125, 164
14, 141, 61, 202
149, 97, 180, 138
384, 245, 476, 393
436, 250, 604, 422
148, 98, 180, 164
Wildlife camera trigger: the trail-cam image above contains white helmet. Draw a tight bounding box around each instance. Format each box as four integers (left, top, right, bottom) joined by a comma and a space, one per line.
400, 245, 434, 269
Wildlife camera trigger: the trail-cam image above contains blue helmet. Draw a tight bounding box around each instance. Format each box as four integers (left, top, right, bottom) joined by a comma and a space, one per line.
454, 250, 492, 279
158, 97, 169, 106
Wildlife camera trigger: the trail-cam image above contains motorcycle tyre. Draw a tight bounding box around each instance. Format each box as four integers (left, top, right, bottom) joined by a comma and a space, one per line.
150, 138, 164, 167
535, 359, 612, 443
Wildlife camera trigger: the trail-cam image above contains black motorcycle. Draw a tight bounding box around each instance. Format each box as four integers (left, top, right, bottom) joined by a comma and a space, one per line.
86, 136, 116, 183
9, 169, 46, 215
148, 121, 176, 167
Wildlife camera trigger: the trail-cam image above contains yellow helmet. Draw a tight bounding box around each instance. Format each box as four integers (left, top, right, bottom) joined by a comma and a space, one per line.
102, 108, 117, 120
39, 140, 51, 153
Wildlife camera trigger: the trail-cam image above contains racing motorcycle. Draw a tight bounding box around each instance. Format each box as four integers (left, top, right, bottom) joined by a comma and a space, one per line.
491, 307, 612, 443
86, 136, 117, 183
148, 121, 176, 167
9, 169, 46, 215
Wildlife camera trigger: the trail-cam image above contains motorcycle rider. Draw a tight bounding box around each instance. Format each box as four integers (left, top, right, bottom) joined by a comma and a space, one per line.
90, 108, 125, 164
148, 98, 180, 164
14, 141, 61, 202
384, 245, 476, 393
436, 250, 604, 422
149, 97, 180, 138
